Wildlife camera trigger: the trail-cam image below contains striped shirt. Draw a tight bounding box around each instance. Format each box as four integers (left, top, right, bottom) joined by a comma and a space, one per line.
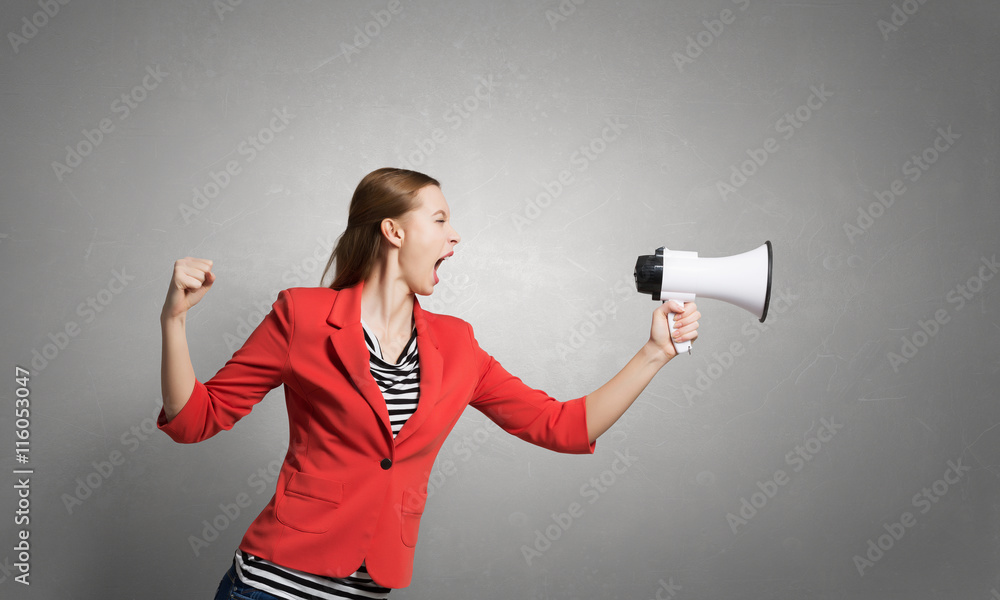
232, 319, 420, 598
362, 318, 421, 435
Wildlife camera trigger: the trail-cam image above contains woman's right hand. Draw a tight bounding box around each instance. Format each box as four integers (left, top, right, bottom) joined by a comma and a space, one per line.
161, 257, 215, 322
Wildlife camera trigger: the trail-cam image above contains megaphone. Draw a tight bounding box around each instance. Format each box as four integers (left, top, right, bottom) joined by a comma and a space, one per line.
634, 241, 773, 355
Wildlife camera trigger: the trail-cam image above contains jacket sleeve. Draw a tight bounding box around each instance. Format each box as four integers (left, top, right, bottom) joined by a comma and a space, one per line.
466, 321, 596, 455
157, 288, 294, 444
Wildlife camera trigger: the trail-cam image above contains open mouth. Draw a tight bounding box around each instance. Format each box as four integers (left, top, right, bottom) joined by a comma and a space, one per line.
436, 251, 453, 270
433, 252, 453, 283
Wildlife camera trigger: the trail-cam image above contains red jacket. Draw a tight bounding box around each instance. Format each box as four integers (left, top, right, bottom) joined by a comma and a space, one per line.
157, 281, 595, 588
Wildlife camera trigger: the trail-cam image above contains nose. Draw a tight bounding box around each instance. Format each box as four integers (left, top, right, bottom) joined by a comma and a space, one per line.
450, 223, 461, 246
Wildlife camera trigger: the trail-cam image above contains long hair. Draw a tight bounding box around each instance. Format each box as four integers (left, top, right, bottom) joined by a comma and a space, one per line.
322, 167, 441, 290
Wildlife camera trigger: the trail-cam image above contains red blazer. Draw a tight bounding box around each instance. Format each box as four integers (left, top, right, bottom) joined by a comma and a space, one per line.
157, 281, 595, 588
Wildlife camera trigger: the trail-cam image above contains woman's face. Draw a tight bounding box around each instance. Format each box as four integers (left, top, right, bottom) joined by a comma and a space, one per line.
393, 185, 461, 296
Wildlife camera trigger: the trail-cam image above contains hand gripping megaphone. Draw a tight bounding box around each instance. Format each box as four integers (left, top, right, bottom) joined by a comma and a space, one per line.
634, 241, 773, 355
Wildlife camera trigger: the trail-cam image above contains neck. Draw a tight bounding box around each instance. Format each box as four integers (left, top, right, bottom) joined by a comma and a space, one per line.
360, 259, 414, 336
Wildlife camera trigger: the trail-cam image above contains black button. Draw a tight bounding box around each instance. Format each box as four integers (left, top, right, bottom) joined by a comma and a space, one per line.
380, 458, 392, 470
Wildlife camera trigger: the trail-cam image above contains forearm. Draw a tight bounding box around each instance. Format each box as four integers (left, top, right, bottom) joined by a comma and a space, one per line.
584, 341, 671, 443
160, 314, 196, 421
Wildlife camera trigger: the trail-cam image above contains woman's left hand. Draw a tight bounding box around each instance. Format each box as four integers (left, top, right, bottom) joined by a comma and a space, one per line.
649, 300, 700, 361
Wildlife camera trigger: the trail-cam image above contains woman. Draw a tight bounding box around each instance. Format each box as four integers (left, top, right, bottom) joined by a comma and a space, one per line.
159, 167, 700, 599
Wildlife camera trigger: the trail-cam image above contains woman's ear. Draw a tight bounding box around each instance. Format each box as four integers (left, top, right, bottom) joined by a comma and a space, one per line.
380, 217, 404, 249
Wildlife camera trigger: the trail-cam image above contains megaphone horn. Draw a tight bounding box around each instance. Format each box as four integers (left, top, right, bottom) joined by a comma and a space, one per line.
634, 241, 773, 355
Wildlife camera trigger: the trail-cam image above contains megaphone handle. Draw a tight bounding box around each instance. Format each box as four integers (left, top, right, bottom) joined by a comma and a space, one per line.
665, 300, 692, 355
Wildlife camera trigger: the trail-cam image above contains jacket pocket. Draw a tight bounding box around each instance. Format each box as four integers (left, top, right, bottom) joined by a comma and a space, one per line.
400, 489, 427, 548
275, 472, 344, 534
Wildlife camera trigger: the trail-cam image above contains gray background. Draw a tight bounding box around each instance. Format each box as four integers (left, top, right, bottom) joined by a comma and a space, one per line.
1, 0, 998, 598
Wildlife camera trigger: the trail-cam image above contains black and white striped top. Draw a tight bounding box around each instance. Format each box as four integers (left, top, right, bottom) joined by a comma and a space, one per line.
232, 319, 420, 598
362, 318, 421, 435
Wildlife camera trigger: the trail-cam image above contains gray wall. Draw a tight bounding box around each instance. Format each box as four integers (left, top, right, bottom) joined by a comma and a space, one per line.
2, 0, 998, 598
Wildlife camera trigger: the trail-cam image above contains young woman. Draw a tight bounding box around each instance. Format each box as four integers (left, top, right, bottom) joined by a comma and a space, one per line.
159, 167, 700, 599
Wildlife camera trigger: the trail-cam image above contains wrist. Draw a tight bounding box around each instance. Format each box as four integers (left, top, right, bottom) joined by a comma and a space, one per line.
160, 312, 186, 328
642, 339, 672, 368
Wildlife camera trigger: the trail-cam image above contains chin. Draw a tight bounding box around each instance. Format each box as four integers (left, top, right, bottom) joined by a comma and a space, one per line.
412, 280, 435, 297
406, 270, 438, 297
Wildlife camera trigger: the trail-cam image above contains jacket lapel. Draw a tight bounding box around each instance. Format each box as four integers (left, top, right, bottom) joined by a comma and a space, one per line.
325, 281, 444, 447
326, 281, 393, 443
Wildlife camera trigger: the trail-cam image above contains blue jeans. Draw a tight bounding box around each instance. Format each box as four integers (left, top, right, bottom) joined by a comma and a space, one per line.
213, 562, 284, 600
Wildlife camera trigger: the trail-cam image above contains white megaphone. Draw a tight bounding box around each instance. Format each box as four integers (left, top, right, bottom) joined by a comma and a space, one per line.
634, 241, 773, 355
